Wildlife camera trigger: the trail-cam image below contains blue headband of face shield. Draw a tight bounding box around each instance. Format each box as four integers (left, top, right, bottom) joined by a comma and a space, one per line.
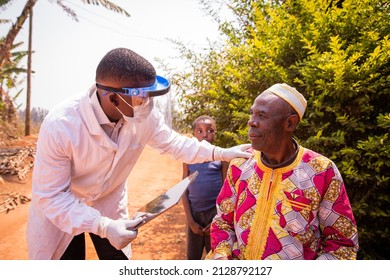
96, 75, 170, 97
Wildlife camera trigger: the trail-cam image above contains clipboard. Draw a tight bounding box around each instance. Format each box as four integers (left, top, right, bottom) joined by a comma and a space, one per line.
130, 171, 198, 229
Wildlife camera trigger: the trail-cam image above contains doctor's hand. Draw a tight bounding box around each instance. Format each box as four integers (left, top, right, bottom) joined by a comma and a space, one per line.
97, 217, 143, 250
213, 144, 252, 162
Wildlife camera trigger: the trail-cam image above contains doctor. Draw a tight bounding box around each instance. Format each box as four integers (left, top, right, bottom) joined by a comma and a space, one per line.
26, 48, 250, 260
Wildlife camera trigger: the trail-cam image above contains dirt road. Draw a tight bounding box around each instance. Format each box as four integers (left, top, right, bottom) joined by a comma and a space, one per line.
0, 143, 187, 260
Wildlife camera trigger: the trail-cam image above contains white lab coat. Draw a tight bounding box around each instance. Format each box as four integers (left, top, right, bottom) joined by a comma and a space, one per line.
26, 87, 214, 259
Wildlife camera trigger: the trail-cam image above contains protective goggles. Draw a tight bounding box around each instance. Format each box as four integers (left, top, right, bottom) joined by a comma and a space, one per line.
96, 75, 170, 97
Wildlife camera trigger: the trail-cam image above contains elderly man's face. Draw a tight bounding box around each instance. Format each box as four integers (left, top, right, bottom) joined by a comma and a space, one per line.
248, 91, 291, 152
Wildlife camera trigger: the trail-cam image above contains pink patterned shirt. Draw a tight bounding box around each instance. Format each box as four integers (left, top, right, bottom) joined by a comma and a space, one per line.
210, 146, 359, 260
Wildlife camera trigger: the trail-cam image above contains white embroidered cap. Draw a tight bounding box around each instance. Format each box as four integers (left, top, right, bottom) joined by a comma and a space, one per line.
267, 83, 307, 120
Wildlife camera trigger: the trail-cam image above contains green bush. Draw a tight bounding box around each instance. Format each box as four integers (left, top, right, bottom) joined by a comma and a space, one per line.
172, 0, 389, 259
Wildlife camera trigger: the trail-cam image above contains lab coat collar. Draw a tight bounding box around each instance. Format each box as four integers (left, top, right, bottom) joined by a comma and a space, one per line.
75, 86, 122, 150
78, 85, 106, 136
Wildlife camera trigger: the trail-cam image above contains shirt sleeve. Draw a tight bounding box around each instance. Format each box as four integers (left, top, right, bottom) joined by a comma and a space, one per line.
317, 163, 359, 260
146, 109, 214, 164
210, 162, 241, 259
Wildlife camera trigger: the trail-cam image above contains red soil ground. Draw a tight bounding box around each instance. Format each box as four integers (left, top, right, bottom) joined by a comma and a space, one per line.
0, 135, 187, 260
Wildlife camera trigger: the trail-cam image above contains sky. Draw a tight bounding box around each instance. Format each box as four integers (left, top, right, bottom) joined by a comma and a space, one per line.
0, 0, 225, 110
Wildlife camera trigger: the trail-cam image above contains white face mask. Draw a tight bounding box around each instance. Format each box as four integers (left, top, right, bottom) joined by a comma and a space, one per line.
115, 94, 153, 123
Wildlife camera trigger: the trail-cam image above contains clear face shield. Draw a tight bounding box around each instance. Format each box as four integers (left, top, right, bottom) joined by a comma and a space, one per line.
96, 75, 172, 126
153, 90, 173, 128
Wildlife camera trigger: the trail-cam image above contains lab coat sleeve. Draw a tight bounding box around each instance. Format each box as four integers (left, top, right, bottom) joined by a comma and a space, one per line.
32, 122, 101, 235
146, 109, 214, 164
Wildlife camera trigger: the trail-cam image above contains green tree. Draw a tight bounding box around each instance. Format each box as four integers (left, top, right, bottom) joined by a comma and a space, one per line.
0, 0, 131, 136
0, 41, 27, 142
0, 40, 27, 121
171, 0, 389, 259
0, 0, 130, 69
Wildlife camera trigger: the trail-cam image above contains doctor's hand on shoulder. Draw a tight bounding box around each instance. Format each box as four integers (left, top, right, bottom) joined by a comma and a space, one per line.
213, 143, 252, 162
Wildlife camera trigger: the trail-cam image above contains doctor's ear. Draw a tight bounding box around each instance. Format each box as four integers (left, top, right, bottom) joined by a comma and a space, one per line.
109, 94, 119, 106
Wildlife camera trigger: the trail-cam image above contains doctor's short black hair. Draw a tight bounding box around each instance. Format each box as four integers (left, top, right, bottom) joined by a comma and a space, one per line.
95, 48, 156, 84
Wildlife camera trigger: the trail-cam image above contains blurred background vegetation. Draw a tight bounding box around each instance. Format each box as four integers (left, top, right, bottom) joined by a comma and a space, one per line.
1, 0, 389, 259
168, 0, 389, 260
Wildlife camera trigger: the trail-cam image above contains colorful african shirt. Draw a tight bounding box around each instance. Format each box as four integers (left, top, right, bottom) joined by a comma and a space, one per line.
210, 146, 359, 260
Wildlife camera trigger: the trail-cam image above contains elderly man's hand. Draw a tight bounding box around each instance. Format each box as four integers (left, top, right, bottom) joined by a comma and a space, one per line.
213, 253, 229, 260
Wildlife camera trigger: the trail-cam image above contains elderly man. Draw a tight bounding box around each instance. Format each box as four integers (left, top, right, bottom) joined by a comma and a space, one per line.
210, 83, 359, 260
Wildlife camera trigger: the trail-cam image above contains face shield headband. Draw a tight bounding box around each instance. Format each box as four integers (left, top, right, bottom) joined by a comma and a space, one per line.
96, 75, 170, 97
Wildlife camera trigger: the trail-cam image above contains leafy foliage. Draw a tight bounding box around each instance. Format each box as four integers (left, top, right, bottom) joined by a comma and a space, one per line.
0, 39, 28, 129
170, 0, 389, 259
